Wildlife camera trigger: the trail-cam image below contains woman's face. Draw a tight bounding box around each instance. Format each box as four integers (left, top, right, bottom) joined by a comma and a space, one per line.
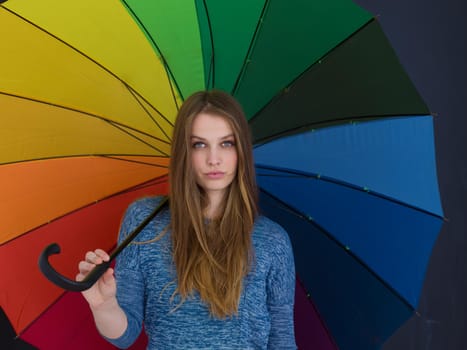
190, 112, 238, 204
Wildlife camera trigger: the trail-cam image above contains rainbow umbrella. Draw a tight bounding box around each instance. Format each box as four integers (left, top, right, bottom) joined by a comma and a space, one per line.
0, 0, 443, 349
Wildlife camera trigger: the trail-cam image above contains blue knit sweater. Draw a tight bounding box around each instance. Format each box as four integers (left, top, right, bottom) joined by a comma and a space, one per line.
105, 197, 296, 349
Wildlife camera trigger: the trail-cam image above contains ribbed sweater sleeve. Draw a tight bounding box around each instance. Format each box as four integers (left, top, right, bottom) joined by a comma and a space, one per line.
265, 220, 296, 349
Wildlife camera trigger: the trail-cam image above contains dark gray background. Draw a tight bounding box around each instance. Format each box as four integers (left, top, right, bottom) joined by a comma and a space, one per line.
354, 0, 467, 349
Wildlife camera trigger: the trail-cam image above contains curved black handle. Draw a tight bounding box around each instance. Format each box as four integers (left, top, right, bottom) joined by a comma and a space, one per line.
38, 196, 169, 292
39, 243, 111, 292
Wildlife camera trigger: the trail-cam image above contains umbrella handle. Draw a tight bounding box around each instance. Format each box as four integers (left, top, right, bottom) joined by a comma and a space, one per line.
39, 243, 111, 292
38, 196, 169, 292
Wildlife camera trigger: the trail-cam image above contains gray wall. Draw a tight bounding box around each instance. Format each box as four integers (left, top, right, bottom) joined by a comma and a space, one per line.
354, 0, 467, 349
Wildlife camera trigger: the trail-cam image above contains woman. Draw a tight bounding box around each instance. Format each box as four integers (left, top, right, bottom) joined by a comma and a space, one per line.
77, 90, 296, 349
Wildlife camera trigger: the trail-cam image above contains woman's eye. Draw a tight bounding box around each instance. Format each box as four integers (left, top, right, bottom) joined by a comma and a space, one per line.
221, 140, 235, 148
192, 142, 206, 149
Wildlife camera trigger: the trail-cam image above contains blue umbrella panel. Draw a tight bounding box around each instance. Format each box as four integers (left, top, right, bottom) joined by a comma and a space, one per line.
254, 115, 444, 349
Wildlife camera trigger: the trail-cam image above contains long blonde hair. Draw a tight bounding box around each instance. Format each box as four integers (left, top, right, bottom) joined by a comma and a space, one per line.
169, 90, 258, 318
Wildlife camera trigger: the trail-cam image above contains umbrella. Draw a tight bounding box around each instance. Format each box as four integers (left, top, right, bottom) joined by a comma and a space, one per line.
0, 0, 444, 349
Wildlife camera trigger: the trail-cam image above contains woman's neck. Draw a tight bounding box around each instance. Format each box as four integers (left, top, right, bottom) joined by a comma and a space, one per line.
204, 191, 224, 219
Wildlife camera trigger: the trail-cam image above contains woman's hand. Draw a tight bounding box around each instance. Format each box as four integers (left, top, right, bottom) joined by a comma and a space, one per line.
76, 249, 116, 309
76, 249, 128, 339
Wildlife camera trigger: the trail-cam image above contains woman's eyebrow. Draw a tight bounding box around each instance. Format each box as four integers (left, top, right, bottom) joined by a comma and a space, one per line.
190, 134, 234, 140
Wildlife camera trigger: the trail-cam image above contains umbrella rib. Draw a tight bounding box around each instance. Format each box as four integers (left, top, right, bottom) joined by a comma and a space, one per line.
0, 175, 169, 247
108, 120, 170, 157
2, 6, 175, 129
125, 85, 174, 141
199, 0, 215, 88
102, 155, 169, 169
259, 187, 416, 312
256, 164, 445, 221
16, 290, 67, 338
230, 0, 270, 95
0, 154, 168, 167
120, 0, 184, 105
295, 277, 340, 350
252, 114, 432, 146
247, 17, 376, 125
1, 92, 170, 154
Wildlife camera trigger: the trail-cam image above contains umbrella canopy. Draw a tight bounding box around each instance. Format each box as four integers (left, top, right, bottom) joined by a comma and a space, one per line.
0, 0, 443, 349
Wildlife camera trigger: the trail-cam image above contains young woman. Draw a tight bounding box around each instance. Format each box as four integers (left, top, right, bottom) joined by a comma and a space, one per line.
77, 90, 296, 349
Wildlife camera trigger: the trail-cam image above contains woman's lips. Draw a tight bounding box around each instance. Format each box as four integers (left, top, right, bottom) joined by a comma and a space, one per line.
205, 171, 225, 179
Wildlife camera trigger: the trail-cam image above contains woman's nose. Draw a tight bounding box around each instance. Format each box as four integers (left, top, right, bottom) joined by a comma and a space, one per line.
207, 148, 221, 166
